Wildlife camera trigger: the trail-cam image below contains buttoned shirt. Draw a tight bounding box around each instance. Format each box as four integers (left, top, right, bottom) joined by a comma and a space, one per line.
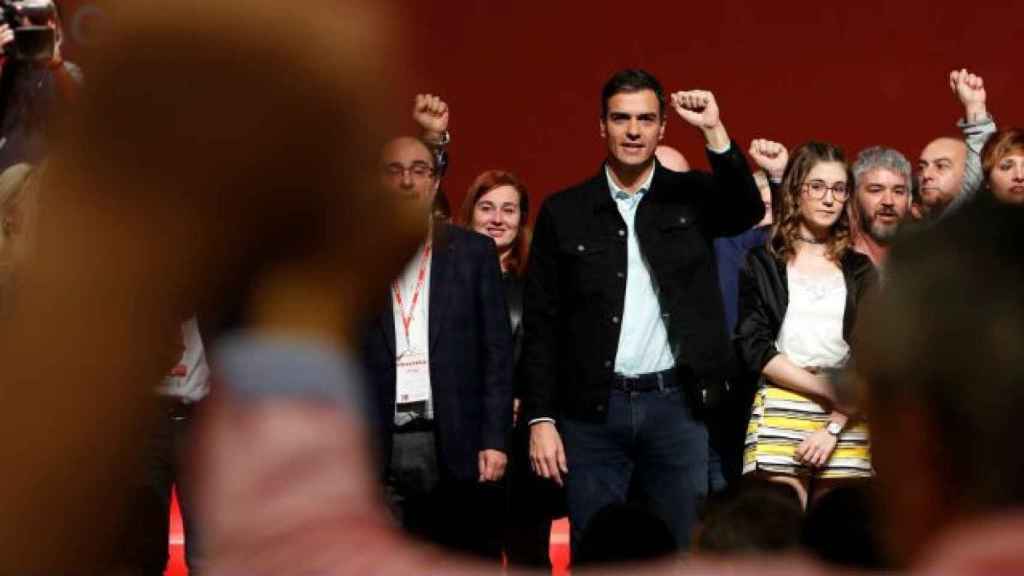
605, 165, 675, 376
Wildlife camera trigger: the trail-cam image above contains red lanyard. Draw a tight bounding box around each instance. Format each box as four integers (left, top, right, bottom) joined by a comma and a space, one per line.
392, 243, 432, 345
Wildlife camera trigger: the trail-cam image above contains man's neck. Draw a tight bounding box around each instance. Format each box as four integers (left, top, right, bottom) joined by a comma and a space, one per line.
607, 158, 655, 195
854, 233, 889, 267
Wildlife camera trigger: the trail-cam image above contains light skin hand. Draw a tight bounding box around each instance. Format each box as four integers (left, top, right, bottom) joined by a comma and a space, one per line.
749, 138, 789, 181
529, 421, 567, 487
794, 427, 838, 468
950, 68, 987, 123
670, 90, 730, 151
0, 23, 13, 56
412, 93, 449, 144
478, 449, 507, 482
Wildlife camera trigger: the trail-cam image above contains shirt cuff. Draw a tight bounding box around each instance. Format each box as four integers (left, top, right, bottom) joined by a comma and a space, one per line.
706, 141, 732, 155
957, 114, 996, 132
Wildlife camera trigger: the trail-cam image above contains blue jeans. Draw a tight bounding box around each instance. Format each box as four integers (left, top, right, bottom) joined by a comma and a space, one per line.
561, 385, 708, 554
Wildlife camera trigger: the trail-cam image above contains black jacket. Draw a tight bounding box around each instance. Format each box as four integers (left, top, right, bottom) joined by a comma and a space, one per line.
733, 245, 878, 377
363, 224, 514, 482
520, 145, 765, 423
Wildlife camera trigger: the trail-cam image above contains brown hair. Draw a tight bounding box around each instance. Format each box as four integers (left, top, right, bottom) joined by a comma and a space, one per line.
459, 170, 531, 277
768, 141, 852, 263
981, 128, 1024, 180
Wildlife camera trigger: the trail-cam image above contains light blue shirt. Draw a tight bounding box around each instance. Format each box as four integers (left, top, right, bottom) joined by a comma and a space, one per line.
606, 165, 675, 376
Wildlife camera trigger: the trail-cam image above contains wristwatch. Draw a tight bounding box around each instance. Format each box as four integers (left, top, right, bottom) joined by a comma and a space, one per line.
425, 130, 450, 147
826, 420, 843, 436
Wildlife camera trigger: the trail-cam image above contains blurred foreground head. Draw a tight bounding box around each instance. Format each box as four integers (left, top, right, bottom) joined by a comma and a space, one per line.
44, 0, 424, 323
855, 203, 1024, 567
0, 0, 421, 571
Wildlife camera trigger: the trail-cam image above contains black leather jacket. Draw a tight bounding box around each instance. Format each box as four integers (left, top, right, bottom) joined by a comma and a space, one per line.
733, 245, 878, 378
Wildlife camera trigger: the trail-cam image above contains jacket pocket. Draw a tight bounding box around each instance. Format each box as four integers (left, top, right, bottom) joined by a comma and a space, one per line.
560, 238, 608, 296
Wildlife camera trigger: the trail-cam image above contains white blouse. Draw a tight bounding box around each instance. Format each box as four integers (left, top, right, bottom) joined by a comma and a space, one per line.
775, 266, 849, 369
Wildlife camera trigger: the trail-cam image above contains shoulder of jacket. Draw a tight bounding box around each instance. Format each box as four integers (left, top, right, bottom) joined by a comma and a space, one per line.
842, 249, 875, 273
745, 245, 774, 267
445, 224, 491, 249
542, 171, 605, 212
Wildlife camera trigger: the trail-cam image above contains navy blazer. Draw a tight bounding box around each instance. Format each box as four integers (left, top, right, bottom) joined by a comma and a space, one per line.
363, 224, 514, 482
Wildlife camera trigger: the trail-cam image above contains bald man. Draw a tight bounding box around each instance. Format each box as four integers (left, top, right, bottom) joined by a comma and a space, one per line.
917, 69, 996, 220
364, 134, 513, 557
655, 145, 690, 172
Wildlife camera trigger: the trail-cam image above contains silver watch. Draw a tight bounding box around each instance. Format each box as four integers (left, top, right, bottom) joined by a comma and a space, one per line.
826, 421, 843, 436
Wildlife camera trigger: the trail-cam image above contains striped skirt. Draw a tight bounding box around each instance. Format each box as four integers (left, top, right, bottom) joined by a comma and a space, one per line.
743, 384, 872, 479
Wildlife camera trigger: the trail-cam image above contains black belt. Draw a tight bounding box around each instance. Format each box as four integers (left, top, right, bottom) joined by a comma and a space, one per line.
611, 368, 679, 393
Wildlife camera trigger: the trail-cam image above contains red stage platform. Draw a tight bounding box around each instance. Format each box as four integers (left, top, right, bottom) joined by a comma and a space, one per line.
164, 495, 571, 575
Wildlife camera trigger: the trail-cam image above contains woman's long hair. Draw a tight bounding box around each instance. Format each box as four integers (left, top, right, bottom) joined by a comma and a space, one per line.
768, 141, 852, 263
458, 169, 531, 277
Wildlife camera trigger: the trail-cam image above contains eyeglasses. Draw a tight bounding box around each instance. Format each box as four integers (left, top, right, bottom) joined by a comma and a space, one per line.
802, 179, 849, 201
382, 162, 435, 180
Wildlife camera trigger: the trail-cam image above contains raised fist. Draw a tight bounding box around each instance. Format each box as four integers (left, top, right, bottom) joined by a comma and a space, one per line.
670, 90, 721, 131
412, 93, 449, 139
949, 68, 987, 121
748, 139, 789, 180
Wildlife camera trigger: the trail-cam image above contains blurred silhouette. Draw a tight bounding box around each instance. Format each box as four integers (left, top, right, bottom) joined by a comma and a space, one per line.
696, 479, 802, 555
0, 0, 419, 573
855, 202, 1024, 569
802, 484, 884, 571
574, 503, 677, 567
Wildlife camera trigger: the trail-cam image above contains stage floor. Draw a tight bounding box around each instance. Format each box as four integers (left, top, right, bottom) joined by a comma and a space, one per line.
164, 494, 572, 575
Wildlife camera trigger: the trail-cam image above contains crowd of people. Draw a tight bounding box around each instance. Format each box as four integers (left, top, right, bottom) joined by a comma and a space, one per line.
1, 1, 1023, 575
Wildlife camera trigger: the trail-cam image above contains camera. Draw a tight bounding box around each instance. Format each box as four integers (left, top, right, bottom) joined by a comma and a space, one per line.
1, 0, 57, 63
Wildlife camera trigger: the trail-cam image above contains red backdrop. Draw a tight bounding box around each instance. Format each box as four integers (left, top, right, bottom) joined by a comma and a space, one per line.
56, 2, 1024, 222
396, 0, 1023, 222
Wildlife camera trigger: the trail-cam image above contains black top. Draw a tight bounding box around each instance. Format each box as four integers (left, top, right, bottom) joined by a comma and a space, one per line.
503, 271, 525, 396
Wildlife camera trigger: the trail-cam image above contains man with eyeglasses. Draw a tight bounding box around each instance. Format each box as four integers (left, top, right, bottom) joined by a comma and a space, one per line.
850, 147, 913, 267
362, 99, 513, 558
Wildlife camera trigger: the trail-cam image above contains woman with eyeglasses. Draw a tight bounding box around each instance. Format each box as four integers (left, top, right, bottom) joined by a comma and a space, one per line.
735, 142, 878, 509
